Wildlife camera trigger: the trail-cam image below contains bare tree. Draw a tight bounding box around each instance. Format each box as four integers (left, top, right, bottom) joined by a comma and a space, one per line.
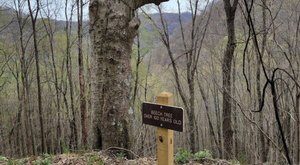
143, 0, 214, 152
221, 0, 238, 159
64, 0, 78, 150
11, 0, 37, 156
241, 0, 298, 163
256, 0, 268, 162
40, 0, 63, 153
77, 0, 87, 149
27, 0, 46, 154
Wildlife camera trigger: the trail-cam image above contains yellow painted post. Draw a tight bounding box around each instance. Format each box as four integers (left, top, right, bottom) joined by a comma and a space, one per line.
156, 92, 174, 165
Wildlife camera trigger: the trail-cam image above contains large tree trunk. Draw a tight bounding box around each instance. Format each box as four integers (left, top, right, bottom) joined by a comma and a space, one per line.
222, 0, 238, 160
89, 0, 168, 150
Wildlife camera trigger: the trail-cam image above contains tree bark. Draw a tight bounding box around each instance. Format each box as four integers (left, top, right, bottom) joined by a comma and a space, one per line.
232, 57, 238, 159
222, 0, 238, 160
77, 0, 87, 149
132, 17, 141, 108
296, 92, 300, 164
89, 0, 168, 150
258, 0, 268, 162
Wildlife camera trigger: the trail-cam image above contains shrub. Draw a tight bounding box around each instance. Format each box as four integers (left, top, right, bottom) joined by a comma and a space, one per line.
7, 159, 22, 165
87, 154, 104, 165
194, 149, 212, 160
115, 151, 126, 159
230, 159, 241, 165
62, 144, 70, 154
34, 158, 52, 165
175, 149, 193, 164
0, 155, 8, 162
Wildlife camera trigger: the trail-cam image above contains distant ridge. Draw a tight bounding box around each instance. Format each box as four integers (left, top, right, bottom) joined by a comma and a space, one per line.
141, 12, 192, 34
0, 6, 192, 37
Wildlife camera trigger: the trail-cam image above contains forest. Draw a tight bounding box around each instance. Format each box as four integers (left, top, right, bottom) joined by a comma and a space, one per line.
0, 0, 299, 164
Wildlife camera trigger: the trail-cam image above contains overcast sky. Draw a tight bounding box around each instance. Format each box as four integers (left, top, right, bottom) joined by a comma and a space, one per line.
144, 0, 190, 13
0, 0, 190, 21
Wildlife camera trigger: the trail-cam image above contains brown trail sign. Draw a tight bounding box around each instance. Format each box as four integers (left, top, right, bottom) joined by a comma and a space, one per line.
142, 102, 183, 132
141, 92, 184, 165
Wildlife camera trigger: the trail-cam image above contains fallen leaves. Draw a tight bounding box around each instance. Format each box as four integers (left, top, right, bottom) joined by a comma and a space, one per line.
0, 151, 235, 165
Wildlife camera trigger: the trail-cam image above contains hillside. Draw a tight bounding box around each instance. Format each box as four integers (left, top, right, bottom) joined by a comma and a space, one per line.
0, 5, 191, 37
141, 12, 192, 35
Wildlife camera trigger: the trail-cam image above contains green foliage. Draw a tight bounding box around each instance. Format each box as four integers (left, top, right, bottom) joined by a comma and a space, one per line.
115, 151, 126, 159
194, 149, 212, 160
7, 159, 22, 165
230, 159, 241, 165
0, 155, 8, 161
236, 153, 248, 165
175, 149, 193, 164
62, 144, 70, 154
1, 157, 26, 165
41, 153, 52, 158
34, 154, 52, 165
34, 158, 52, 165
175, 149, 214, 164
87, 154, 104, 165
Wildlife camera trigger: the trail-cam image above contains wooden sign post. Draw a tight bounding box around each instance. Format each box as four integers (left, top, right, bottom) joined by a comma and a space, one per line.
142, 92, 184, 165
156, 92, 174, 165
